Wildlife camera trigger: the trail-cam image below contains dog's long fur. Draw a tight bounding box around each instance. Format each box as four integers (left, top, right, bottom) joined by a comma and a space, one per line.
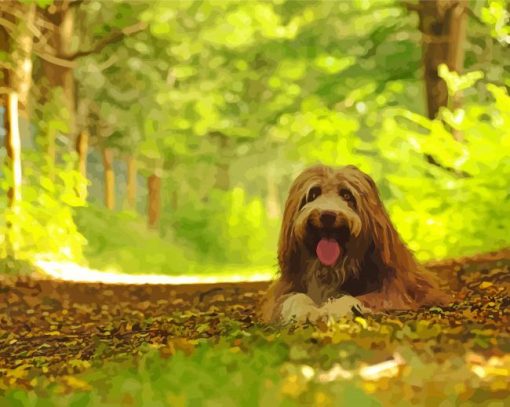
260, 164, 449, 323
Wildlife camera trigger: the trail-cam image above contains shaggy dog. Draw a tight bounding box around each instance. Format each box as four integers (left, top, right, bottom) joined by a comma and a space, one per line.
260, 165, 449, 323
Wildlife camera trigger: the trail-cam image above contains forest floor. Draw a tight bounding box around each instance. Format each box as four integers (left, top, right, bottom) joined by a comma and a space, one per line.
0, 250, 509, 406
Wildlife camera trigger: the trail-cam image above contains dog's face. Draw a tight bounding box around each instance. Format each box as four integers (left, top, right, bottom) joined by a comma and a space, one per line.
278, 165, 400, 295
293, 168, 365, 268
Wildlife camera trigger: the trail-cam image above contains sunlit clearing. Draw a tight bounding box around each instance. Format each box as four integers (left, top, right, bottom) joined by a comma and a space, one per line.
35, 260, 273, 285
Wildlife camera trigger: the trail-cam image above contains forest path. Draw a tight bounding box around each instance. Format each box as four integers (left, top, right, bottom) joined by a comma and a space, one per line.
1, 249, 509, 392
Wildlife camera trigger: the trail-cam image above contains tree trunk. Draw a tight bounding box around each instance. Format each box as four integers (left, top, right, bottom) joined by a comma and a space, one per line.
76, 130, 88, 177
417, 0, 468, 119
6, 3, 36, 115
214, 161, 230, 191
210, 132, 231, 190
0, 3, 34, 263
147, 174, 161, 229
75, 130, 88, 199
102, 148, 115, 210
40, 1, 76, 137
126, 156, 137, 210
4, 92, 22, 207
0, 10, 11, 105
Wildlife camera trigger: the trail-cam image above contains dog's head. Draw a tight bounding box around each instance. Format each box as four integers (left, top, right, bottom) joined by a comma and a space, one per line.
278, 165, 408, 290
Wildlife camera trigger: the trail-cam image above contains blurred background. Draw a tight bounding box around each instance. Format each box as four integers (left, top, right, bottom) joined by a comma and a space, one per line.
0, 0, 509, 279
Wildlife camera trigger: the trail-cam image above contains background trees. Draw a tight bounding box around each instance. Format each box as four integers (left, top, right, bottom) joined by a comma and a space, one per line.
0, 0, 509, 275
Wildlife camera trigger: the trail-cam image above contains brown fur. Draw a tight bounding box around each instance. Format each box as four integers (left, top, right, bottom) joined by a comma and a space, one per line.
260, 164, 450, 323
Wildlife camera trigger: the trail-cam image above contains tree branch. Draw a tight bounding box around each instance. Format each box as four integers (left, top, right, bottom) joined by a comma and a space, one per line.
399, 1, 422, 13
0, 16, 16, 33
424, 153, 471, 178
33, 48, 76, 68
464, 6, 485, 26
63, 21, 147, 61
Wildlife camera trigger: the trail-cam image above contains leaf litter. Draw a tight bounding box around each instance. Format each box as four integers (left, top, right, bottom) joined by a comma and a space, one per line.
0, 253, 509, 405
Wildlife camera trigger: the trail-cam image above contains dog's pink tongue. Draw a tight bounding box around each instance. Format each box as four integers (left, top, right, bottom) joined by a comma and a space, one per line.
316, 238, 342, 266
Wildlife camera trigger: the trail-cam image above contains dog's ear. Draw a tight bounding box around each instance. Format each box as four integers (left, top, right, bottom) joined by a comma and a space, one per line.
347, 166, 414, 271
366, 190, 449, 307
278, 180, 302, 280
348, 166, 448, 306
370, 196, 409, 270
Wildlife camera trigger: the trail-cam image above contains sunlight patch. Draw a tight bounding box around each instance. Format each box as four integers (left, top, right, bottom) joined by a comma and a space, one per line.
34, 260, 273, 285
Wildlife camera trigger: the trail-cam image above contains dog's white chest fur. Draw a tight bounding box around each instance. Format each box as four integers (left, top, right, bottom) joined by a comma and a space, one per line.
280, 293, 368, 323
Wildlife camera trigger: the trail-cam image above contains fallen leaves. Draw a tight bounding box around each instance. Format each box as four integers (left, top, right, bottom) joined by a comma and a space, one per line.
0, 258, 508, 404
479, 281, 493, 289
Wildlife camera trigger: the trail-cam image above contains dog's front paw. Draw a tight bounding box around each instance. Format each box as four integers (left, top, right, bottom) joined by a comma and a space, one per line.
280, 293, 324, 323
321, 296, 371, 320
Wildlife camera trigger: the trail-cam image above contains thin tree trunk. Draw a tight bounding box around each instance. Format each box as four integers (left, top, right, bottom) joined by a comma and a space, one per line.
446, 1, 467, 127
102, 148, 115, 210
40, 0, 76, 152
0, 2, 35, 197
4, 92, 22, 207
446, 2, 467, 76
126, 155, 137, 210
75, 130, 88, 199
76, 130, 88, 177
210, 132, 231, 190
417, 0, 468, 119
2, 92, 21, 262
8, 3, 36, 114
0, 10, 11, 106
147, 174, 161, 229
41, 1, 75, 106
0, 3, 34, 263
214, 161, 230, 190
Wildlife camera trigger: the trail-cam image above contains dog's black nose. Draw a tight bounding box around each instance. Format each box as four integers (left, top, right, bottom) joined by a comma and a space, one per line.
320, 211, 337, 227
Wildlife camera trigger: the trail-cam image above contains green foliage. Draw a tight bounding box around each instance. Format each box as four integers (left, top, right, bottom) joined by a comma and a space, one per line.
370, 75, 510, 260
2, 0, 510, 274
21, 0, 53, 7
0, 153, 86, 263
74, 205, 196, 275
99, 343, 289, 406
438, 64, 485, 97
481, 0, 510, 45
169, 188, 278, 265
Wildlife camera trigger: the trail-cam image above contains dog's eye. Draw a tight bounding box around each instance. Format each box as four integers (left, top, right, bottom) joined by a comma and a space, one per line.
339, 188, 354, 203
307, 186, 321, 203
